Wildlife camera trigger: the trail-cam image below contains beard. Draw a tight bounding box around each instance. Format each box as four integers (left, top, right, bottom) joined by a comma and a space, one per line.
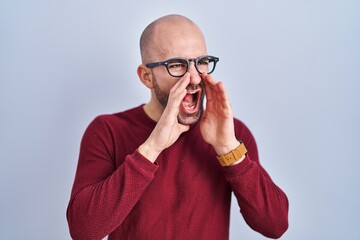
153, 76, 205, 125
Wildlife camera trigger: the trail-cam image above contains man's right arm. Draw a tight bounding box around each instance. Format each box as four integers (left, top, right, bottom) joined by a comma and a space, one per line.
67, 74, 192, 239
66, 118, 158, 240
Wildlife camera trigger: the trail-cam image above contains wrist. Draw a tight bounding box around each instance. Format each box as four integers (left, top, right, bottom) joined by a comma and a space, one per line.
228, 154, 246, 166
138, 141, 162, 163
216, 141, 248, 167
213, 139, 241, 156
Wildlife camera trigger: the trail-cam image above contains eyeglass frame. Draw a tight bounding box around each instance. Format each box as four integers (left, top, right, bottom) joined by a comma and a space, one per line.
145, 55, 219, 78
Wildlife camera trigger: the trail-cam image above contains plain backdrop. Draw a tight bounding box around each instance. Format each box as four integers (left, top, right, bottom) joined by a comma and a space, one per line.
1, 0, 359, 239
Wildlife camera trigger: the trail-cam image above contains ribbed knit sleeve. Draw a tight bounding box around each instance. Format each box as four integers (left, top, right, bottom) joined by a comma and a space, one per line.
224, 119, 289, 238
67, 116, 158, 240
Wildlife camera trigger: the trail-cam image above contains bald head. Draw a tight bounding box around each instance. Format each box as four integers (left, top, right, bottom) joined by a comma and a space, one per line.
140, 15, 207, 64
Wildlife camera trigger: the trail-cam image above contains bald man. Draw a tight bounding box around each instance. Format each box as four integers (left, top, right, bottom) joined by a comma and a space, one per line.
67, 15, 289, 240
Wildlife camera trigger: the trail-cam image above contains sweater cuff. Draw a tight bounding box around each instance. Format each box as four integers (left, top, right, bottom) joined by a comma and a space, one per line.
223, 155, 254, 179
128, 149, 159, 178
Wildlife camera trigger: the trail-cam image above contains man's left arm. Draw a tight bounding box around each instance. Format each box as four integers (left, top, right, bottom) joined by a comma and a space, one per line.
200, 73, 288, 238
225, 122, 289, 239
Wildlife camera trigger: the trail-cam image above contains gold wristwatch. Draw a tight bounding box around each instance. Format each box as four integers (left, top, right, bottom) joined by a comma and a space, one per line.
217, 142, 247, 166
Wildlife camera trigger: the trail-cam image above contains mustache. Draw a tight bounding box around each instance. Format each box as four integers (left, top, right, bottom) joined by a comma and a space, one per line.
185, 82, 204, 92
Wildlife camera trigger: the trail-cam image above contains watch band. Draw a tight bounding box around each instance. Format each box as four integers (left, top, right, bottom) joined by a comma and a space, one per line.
217, 142, 248, 166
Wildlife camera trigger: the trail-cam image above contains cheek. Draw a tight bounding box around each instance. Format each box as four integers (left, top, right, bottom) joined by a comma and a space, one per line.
163, 81, 177, 93
153, 70, 178, 92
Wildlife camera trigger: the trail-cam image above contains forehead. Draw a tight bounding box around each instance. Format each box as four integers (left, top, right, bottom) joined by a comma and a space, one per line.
151, 23, 207, 60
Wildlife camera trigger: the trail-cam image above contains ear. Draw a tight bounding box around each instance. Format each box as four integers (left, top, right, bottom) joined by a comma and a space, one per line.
137, 64, 154, 89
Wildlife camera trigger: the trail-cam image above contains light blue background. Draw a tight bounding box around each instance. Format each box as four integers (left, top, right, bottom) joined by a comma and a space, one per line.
1, 0, 359, 239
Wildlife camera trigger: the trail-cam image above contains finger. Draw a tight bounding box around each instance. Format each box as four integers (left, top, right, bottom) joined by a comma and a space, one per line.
217, 82, 232, 111
202, 73, 223, 92
204, 81, 214, 102
202, 74, 223, 102
201, 74, 214, 101
203, 73, 227, 98
168, 73, 190, 105
204, 80, 231, 113
173, 72, 191, 92
201, 72, 218, 86
163, 73, 190, 117
217, 81, 230, 102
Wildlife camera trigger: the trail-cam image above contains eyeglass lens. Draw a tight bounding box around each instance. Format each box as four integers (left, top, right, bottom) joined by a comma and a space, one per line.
167, 57, 216, 77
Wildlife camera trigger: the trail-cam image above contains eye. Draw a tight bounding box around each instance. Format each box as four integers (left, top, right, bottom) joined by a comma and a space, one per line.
168, 63, 186, 69
198, 59, 210, 66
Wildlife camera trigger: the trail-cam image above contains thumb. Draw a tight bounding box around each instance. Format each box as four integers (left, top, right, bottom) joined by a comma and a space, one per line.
179, 124, 190, 133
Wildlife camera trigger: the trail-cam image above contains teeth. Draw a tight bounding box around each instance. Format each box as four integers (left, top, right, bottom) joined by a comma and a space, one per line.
185, 103, 195, 109
182, 89, 199, 111
184, 101, 195, 109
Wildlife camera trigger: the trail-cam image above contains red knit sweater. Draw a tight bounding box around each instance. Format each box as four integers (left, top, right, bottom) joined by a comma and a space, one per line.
67, 105, 288, 240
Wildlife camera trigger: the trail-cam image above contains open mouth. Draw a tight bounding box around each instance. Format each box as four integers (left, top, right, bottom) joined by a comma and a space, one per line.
181, 86, 201, 113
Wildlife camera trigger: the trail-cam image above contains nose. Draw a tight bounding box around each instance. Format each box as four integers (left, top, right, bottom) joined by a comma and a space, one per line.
188, 62, 202, 85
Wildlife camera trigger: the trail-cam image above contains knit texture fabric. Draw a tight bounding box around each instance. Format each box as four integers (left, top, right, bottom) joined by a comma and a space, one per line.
67, 105, 288, 240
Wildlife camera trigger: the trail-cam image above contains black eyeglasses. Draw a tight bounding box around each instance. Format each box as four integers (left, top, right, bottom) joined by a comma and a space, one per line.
145, 55, 219, 77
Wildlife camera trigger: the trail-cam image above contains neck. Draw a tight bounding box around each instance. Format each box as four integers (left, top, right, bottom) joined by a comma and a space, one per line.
143, 100, 164, 122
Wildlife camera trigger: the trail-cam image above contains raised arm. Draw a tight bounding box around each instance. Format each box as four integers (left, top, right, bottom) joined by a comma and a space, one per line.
66, 118, 158, 240
228, 122, 288, 238
200, 73, 288, 238
67, 73, 193, 240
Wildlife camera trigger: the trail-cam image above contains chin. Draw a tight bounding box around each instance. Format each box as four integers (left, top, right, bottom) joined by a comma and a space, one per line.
177, 108, 203, 125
